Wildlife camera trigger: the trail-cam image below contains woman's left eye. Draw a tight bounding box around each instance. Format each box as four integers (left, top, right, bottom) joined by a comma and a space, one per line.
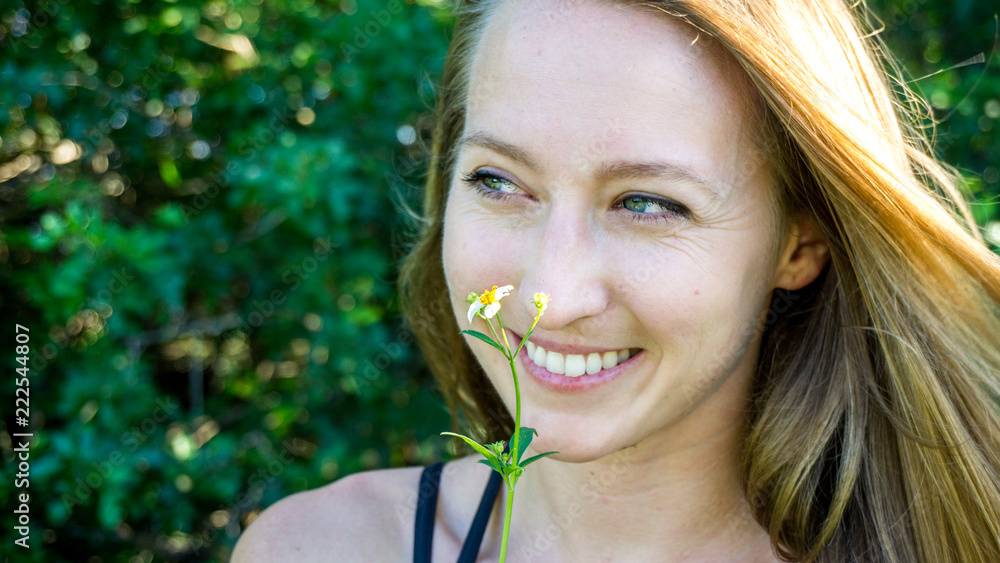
616, 194, 689, 223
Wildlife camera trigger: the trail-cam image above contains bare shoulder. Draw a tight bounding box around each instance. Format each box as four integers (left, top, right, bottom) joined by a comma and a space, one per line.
231, 464, 426, 562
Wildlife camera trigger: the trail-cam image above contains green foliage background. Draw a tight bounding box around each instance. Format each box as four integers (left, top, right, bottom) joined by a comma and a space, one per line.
0, 0, 996, 561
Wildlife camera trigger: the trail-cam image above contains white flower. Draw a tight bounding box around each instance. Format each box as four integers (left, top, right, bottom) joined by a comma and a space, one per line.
467, 284, 514, 324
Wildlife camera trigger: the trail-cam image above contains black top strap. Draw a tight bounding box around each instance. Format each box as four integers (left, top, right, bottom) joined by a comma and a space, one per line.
457, 469, 503, 561
414, 461, 444, 563
414, 446, 508, 562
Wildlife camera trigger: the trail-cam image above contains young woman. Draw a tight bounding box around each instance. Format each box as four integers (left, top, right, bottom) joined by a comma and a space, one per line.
234, 0, 1000, 561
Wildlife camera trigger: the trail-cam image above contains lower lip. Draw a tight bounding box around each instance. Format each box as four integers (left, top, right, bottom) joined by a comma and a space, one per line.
510, 331, 643, 392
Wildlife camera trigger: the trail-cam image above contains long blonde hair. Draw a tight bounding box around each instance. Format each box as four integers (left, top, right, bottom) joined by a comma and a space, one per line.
397, 0, 1000, 561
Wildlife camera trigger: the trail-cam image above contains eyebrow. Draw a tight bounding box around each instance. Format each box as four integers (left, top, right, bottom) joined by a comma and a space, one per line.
455, 130, 724, 201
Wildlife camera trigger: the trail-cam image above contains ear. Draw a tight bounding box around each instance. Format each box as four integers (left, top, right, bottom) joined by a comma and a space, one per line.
772, 214, 830, 291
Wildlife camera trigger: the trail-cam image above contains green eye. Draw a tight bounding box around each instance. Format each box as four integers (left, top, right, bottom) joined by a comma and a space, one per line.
483, 176, 512, 191
623, 195, 681, 214
618, 194, 689, 223
461, 169, 523, 201
623, 196, 651, 213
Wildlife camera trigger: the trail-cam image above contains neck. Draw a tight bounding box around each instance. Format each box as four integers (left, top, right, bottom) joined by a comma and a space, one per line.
496, 402, 774, 561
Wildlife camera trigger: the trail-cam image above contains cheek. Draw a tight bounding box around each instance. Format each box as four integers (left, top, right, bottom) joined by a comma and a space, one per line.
442, 195, 524, 313
619, 255, 702, 344
616, 236, 766, 343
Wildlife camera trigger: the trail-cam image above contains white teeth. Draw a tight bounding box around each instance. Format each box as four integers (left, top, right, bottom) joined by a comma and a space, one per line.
545, 350, 565, 374
586, 353, 603, 375
602, 351, 618, 369
564, 354, 586, 377
526, 340, 636, 377
533, 344, 548, 366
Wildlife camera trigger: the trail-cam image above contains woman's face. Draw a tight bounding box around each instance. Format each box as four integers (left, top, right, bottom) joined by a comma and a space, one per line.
442, 0, 801, 462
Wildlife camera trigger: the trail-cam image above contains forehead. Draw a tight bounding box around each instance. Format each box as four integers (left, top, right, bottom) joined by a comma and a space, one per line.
463, 0, 762, 189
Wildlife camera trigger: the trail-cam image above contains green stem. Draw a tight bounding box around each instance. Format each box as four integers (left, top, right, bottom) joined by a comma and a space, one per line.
514, 313, 542, 359
493, 306, 544, 561
484, 317, 510, 362
495, 314, 513, 354
495, 315, 521, 459
499, 481, 515, 563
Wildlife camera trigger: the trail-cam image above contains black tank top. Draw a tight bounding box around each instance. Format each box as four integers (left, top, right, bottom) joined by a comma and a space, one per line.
413, 461, 504, 562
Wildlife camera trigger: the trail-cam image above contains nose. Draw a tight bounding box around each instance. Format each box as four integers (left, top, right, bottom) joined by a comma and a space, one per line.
519, 200, 612, 331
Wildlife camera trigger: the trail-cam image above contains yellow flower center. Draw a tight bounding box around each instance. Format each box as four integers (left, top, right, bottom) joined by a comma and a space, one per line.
479, 285, 498, 305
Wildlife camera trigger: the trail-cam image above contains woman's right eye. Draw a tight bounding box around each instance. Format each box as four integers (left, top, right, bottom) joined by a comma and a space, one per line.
461, 169, 521, 201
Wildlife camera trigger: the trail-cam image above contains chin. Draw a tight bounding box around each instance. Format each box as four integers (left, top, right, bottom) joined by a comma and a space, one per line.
522, 419, 625, 465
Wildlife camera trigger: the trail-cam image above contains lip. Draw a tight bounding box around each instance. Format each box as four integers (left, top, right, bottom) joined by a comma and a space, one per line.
508, 330, 644, 392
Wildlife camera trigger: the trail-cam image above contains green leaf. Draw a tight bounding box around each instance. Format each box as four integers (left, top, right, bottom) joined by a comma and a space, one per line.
520, 451, 559, 468
478, 458, 502, 472
459, 330, 505, 353
510, 427, 537, 464
504, 465, 527, 490
440, 432, 500, 466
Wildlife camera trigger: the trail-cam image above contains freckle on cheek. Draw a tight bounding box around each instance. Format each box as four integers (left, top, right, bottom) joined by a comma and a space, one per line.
694, 289, 700, 296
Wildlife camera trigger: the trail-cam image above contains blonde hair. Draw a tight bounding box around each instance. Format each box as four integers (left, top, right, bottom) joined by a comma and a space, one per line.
397, 0, 1000, 561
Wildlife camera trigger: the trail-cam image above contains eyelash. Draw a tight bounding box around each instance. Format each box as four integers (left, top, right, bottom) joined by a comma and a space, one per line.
460, 169, 690, 224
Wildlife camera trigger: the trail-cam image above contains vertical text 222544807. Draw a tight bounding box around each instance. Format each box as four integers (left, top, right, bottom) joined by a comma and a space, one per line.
13, 323, 33, 549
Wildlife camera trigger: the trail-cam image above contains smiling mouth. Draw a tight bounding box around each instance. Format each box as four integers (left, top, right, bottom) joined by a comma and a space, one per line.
509, 331, 642, 378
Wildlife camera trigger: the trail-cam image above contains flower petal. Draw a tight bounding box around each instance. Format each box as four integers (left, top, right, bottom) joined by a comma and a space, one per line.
484, 301, 501, 319
467, 300, 485, 324
495, 285, 513, 300
532, 292, 550, 313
